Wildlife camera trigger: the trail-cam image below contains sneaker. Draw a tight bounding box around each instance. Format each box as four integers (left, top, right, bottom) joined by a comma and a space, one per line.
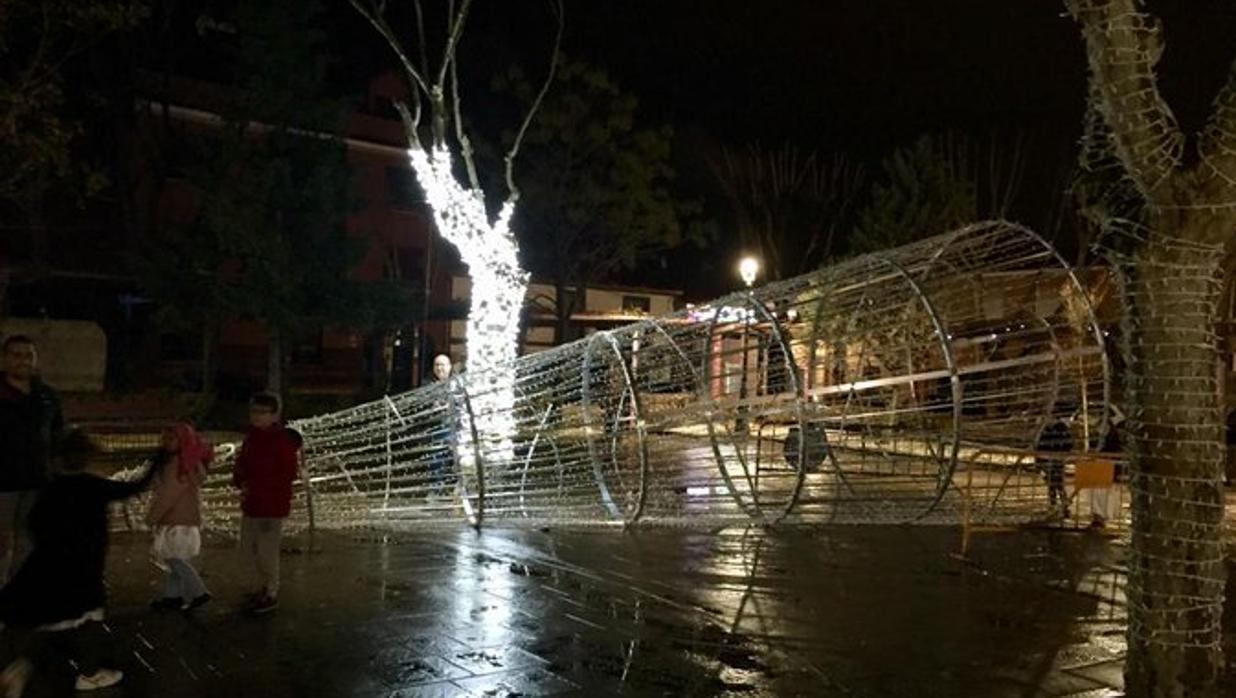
150, 597, 183, 611
184, 593, 212, 611
247, 595, 278, 615
74, 668, 123, 691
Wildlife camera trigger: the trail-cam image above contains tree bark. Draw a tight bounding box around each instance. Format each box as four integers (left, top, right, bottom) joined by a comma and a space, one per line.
554, 278, 570, 346
1066, 2, 1236, 693
1120, 230, 1227, 698
200, 324, 215, 394
1199, 57, 1236, 187
553, 274, 589, 345
1066, 0, 1183, 205
267, 327, 284, 401
23, 176, 48, 272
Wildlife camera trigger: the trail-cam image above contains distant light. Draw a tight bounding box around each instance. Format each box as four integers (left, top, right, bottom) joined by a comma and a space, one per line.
686, 486, 711, 497
738, 256, 760, 288
689, 305, 754, 324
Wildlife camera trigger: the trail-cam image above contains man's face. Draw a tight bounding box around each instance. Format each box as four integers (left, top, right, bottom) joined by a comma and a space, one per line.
432, 356, 452, 381
249, 405, 278, 429
1, 342, 36, 381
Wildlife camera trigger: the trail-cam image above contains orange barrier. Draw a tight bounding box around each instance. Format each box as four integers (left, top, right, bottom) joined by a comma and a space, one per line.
1075, 459, 1117, 489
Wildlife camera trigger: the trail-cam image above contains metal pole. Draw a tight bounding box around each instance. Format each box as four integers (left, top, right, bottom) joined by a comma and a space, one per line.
301, 445, 316, 552
737, 291, 752, 434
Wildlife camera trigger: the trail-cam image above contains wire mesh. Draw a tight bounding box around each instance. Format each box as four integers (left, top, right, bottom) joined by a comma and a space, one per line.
161, 220, 1107, 531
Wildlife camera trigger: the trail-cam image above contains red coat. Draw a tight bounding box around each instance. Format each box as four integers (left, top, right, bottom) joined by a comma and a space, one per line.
232, 425, 302, 518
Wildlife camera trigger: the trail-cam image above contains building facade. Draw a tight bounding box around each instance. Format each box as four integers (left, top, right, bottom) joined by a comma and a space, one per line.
130, 72, 458, 398
447, 276, 683, 364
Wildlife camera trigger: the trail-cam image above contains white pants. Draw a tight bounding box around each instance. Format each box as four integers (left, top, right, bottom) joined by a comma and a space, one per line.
1087, 487, 1119, 521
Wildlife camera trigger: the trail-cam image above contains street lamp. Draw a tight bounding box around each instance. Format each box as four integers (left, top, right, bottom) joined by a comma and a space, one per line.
738, 256, 760, 288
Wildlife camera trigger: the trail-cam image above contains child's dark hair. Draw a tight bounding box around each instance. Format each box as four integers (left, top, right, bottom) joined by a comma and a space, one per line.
56, 429, 99, 471
1, 334, 34, 351
250, 392, 281, 413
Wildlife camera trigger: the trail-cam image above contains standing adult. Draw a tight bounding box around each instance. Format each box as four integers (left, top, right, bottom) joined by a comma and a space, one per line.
0, 335, 63, 583
427, 355, 456, 496
431, 354, 453, 384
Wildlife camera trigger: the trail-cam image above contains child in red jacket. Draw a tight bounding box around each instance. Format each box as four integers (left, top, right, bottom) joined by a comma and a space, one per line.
232, 393, 301, 615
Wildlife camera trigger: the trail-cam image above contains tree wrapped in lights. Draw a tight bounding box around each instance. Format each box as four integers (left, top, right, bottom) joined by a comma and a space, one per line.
1064, 1, 1236, 695
349, 0, 563, 477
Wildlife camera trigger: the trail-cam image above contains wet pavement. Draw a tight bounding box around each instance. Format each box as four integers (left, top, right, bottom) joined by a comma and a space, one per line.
6, 524, 1146, 697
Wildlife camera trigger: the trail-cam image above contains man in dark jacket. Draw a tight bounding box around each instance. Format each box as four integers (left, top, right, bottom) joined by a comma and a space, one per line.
0, 335, 63, 583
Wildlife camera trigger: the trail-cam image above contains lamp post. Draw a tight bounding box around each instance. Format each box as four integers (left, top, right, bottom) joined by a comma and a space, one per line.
736, 256, 759, 435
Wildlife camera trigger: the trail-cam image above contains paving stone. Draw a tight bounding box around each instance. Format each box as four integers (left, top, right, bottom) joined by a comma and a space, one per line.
0, 525, 1155, 696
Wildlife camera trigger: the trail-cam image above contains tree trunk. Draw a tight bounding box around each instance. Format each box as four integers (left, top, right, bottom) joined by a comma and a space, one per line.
0, 266, 8, 320
21, 182, 48, 275
200, 325, 215, 394
1120, 232, 1227, 698
554, 279, 571, 345
267, 327, 284, 401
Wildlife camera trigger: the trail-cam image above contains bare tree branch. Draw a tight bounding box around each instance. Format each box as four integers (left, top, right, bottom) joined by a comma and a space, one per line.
434, 0, 473, 91
712, 143, 864, 277
416, 0, 473, 146
1198, 56, 1236, 190
348, 0, 431, 96
989, 131, 1026, 218
451, 54, 481, 190
504, 0, 565, 203
393, 100, 421, 150
413, 0, 430, 82
1064, 0, 1184, 205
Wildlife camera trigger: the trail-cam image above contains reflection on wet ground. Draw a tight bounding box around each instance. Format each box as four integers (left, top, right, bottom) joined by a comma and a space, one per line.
11, 526, 1142, 696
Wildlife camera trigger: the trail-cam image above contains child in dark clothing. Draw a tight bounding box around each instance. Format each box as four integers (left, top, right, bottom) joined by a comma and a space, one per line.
232, 393, 302, 615
0, 429, 156, 696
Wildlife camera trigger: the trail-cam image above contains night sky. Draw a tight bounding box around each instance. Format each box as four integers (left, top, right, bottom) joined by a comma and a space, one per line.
334, 0, 1236, 298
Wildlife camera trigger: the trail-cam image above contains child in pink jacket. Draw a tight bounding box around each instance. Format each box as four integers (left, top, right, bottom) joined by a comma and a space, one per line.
147, 423, 213, 611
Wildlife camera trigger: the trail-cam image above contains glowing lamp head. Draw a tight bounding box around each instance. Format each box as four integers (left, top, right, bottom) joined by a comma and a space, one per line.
738, 256, 760, 288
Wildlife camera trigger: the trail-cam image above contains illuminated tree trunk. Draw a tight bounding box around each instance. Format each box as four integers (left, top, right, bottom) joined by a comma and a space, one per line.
407, 145, 525, 467
1066, 1, 1236, 694
350, 0, 562, 475
1118, 232, 1226, 696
